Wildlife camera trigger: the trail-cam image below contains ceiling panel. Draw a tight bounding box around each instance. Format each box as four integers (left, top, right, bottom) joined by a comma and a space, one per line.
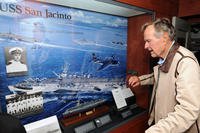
34, 0, 152, 17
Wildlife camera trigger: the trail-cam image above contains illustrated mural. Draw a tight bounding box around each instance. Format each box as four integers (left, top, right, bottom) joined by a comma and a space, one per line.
0, 1, 127, 124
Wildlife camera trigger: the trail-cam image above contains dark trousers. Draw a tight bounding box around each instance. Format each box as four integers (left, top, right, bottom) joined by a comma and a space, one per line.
0, 113, 26, 133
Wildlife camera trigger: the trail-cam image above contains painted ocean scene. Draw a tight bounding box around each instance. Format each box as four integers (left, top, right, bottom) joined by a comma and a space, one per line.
0, 1, 127, 124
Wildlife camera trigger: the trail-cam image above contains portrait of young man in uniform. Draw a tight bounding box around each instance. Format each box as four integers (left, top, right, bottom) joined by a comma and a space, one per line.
5, 47, 28, 77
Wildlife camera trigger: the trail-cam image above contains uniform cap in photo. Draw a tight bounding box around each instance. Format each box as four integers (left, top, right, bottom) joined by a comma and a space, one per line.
9, 47, 23, 55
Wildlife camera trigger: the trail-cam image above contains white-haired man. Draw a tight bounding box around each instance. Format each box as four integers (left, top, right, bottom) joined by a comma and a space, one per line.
128, 18, 200, 132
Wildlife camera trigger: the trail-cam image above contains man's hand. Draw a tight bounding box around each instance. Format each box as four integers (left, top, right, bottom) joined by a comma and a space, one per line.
128, 76, 140, 87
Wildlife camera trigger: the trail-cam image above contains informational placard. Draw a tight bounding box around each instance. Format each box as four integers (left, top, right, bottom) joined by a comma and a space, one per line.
121, 87, 134, 98
111, 88, 127, 109
24, 115, 61, 133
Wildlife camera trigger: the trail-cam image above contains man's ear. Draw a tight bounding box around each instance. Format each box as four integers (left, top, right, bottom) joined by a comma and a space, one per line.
163, 32, 169, 43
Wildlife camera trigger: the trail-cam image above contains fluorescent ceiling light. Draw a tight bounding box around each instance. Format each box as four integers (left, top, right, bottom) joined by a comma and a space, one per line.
34, 0, 152, 17
0, 0, 23, 3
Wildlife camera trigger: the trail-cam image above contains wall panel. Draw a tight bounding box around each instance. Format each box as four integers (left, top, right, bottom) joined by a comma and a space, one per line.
127, 14, 152, 109
117, 0, 179, 19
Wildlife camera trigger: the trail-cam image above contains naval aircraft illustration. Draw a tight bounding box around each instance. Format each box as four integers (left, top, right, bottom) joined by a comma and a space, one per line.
91, 53, 120, 70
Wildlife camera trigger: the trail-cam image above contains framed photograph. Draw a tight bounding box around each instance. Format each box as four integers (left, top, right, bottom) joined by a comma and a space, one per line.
4, 47, 28, 77
6, 91, 43, 118
24, 115, 61, 133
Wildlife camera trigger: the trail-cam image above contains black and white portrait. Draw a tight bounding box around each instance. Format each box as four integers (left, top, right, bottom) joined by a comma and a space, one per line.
5, 47, 28, 76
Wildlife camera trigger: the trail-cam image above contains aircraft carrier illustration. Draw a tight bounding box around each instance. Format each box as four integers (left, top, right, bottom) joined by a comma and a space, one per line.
7, 63, 123, 118
8, 63, 124, 93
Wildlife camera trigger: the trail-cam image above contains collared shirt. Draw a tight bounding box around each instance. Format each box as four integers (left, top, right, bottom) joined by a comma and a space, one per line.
6, 60, 28, 73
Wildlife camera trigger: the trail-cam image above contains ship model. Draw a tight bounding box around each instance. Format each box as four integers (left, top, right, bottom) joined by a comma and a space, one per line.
60, 98, 110, 127
62, 99, 106, 117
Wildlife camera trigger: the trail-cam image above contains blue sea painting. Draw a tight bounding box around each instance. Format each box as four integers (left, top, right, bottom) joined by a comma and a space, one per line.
0, 1, 127, 124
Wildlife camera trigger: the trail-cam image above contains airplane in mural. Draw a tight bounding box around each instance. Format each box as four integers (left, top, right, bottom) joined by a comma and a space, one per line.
111, 41, 127, 46
91, 53, 120, 71
73, 38, 97, 45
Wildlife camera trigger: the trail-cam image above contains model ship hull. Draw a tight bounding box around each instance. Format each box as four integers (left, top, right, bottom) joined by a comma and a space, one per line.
62, 99, 106, 117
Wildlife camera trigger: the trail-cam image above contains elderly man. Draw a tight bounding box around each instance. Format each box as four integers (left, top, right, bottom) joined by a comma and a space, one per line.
128, 18, 200, 132
6, 47, 28, 73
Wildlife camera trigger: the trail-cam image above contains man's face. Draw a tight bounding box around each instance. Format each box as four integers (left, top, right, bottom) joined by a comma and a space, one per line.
12, 53, 21, 62
143, 25, 166, 58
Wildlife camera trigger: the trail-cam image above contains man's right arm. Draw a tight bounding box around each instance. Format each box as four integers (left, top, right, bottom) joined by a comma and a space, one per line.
128, 73, 154, 88
139, 73, 154, 85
